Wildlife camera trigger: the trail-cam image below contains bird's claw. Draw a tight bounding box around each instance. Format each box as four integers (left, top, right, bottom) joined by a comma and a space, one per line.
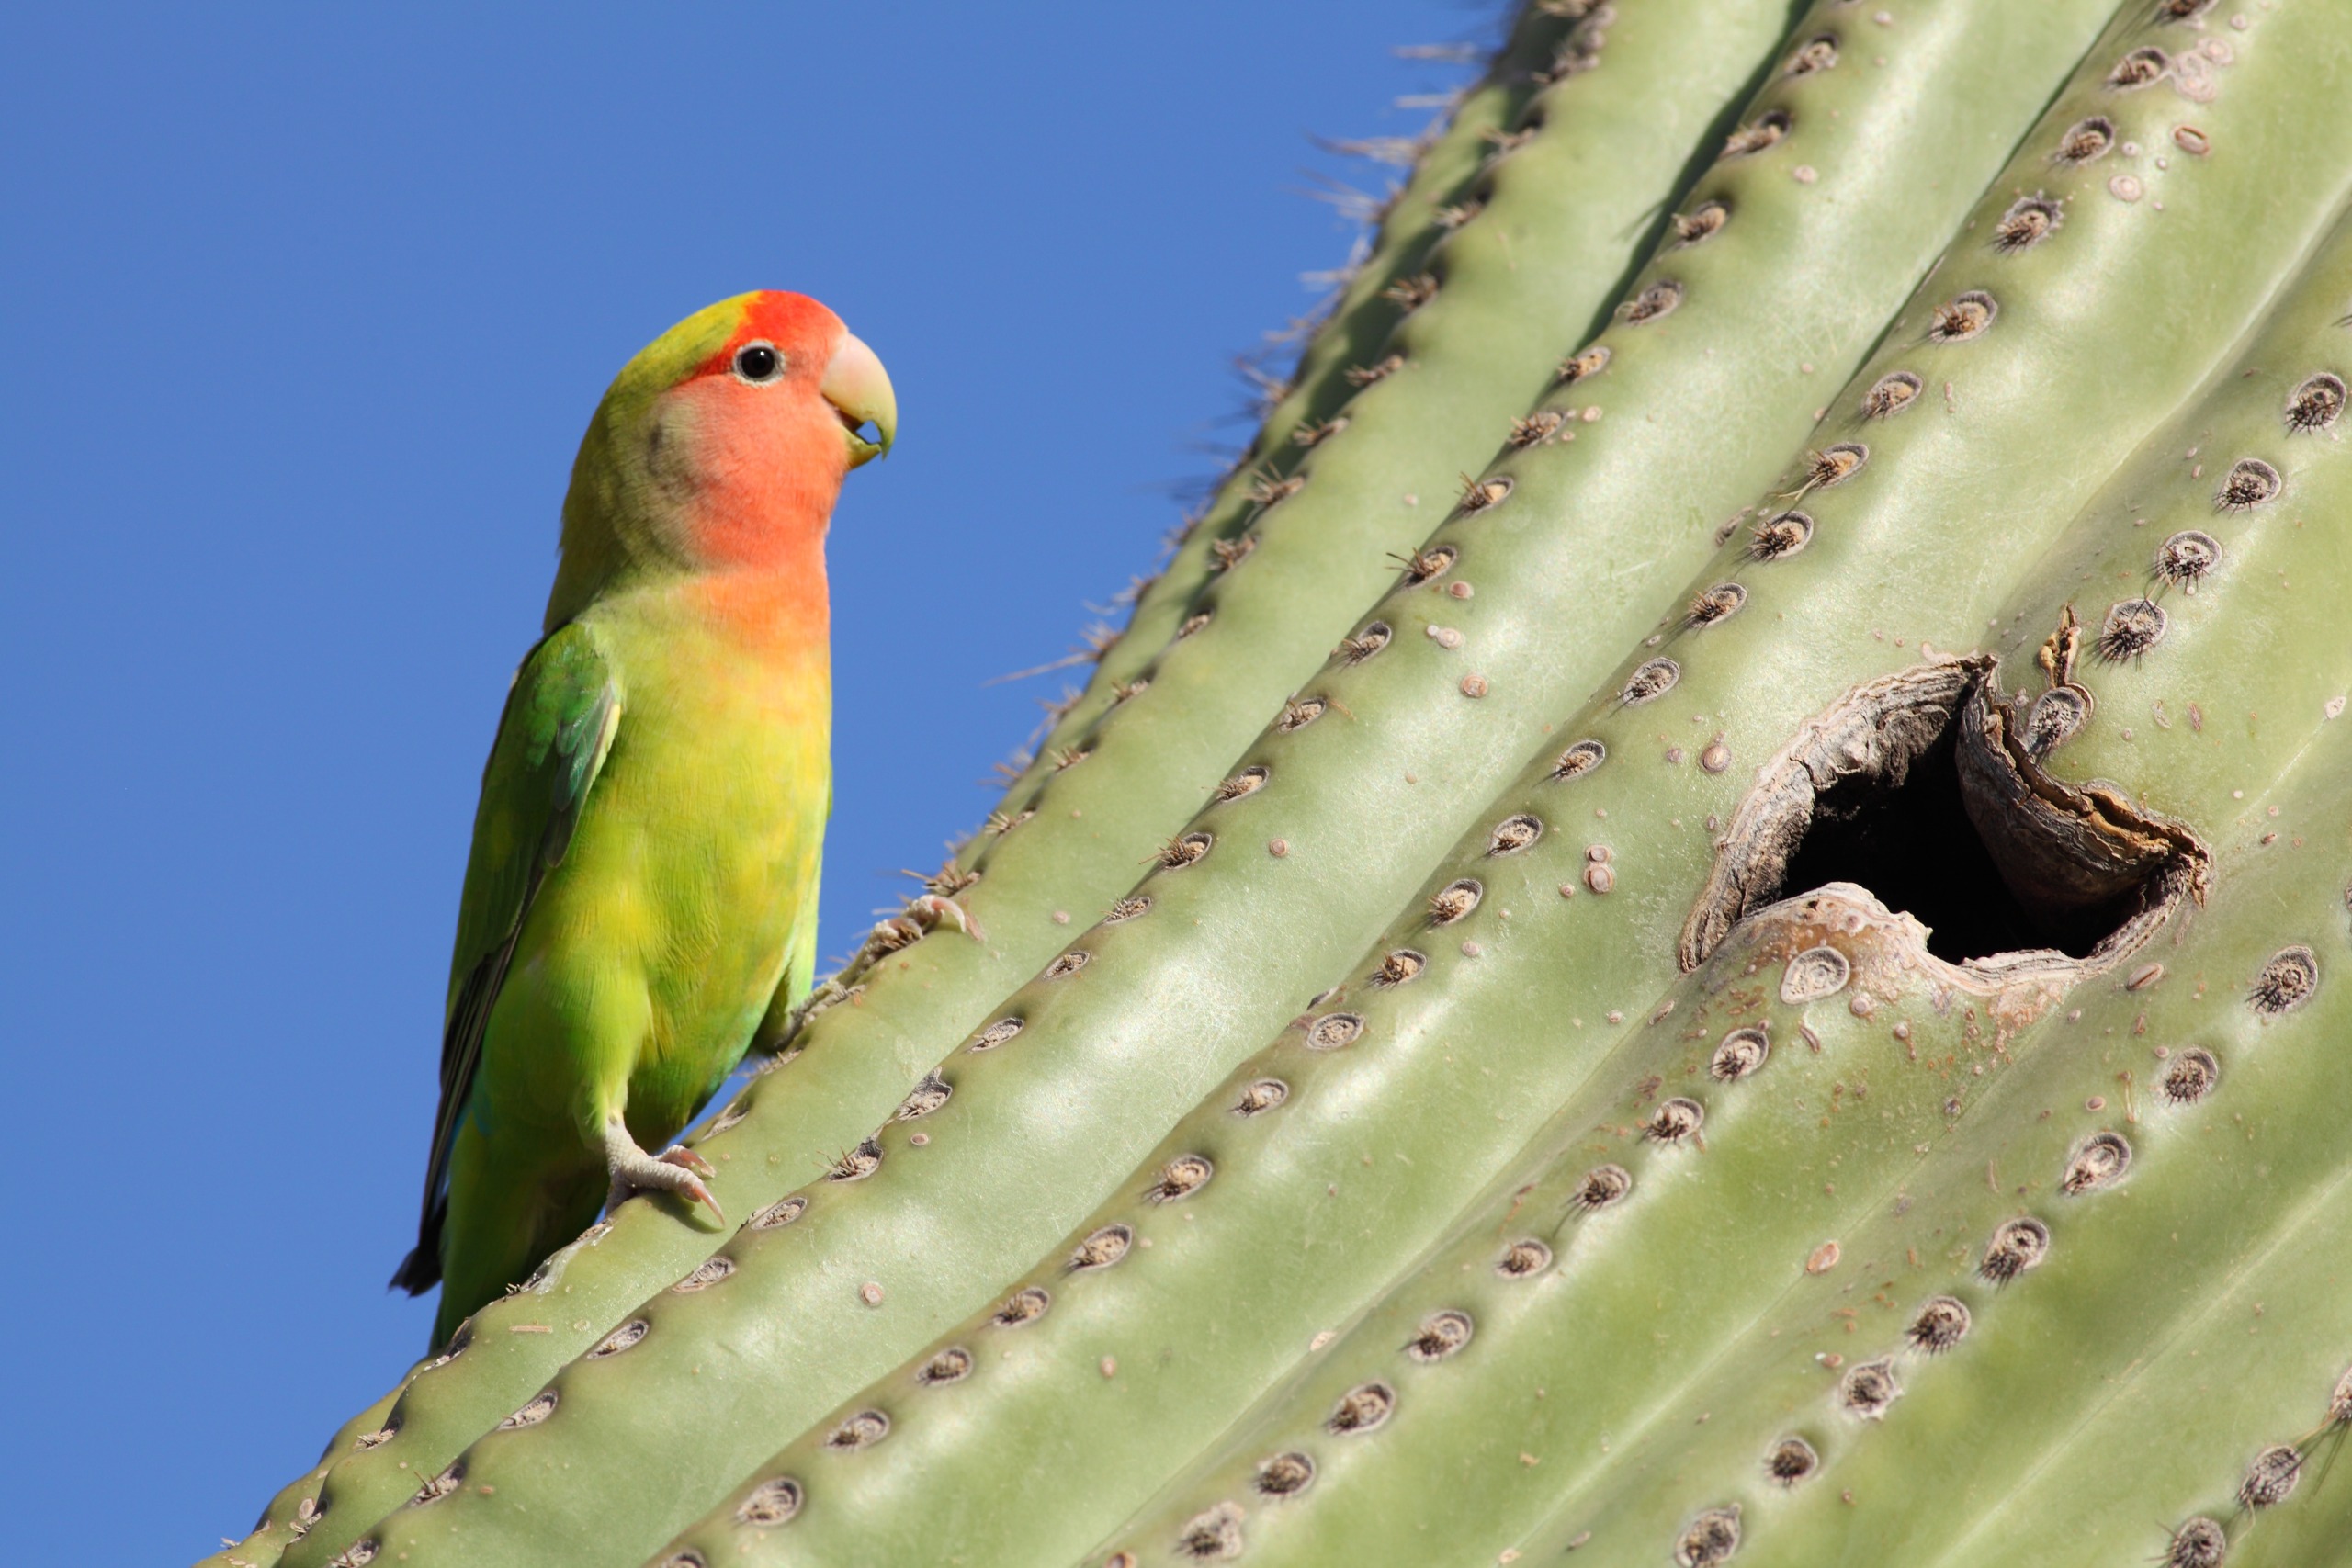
907, 893, 987, 943
603, 1124, 727, 1224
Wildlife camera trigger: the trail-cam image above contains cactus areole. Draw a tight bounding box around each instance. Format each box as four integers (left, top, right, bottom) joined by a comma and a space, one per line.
205, 5, 2352, 1568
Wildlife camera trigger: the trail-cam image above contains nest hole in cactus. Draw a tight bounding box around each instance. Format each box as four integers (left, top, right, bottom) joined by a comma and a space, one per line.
1685, 661, 2205, 971
1777, 709, 2111, 961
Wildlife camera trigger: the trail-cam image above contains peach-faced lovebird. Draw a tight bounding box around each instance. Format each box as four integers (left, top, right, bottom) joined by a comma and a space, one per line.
391, 292, 894, 1346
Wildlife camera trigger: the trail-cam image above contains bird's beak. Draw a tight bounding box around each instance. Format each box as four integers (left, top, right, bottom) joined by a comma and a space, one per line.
820, 332, 896, 468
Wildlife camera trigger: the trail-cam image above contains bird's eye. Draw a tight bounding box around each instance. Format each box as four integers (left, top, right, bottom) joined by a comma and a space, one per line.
732, 342, 783, 383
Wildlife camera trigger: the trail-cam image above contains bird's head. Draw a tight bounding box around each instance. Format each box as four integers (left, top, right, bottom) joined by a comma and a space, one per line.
552, 290, 895, 618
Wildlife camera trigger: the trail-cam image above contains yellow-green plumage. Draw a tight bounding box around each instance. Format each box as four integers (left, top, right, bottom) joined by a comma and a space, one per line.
394, 291, 893, 1345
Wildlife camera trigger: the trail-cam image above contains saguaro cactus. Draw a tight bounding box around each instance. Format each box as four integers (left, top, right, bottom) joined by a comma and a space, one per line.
224, 8, 1770, 1562
209, 3, 2352, 1567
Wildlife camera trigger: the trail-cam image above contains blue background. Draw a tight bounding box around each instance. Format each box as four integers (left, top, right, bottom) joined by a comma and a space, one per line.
0, 3, 1485, 1558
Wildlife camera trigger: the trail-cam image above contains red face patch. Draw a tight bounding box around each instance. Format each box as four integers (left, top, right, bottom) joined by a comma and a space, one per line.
691, 291, 845, 385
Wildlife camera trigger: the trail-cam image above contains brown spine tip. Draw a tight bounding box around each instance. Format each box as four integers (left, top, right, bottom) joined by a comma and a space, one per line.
1621, 657, 1681, 706
823, 1409, 890, 1450
1723, 108, 1792, 158
2052, 115, 2117, 166
2094, 598, 2167, 663
1254, 1451, 1317, 1497
2240, 1445, 2303, 1509
1428, 878, 1484, 925
1709, 1027, 1770, 1081
1645, 1097, 1705, 1144
734, 1476, 804, 1528
1621, 280, 1683, 324
1928, 290, 1997, 344
2154, 529, 2221, 592
1860, 371, 1923, 421
1404, 1309, 1475, 1361
2061, 1131, 2132, 1195
2160, 1047, 2220, 1105
1305, 1012, 1366, 1051
1148, 1155, 1215, 1202
1675, 1506, 1743, 1567
992, 1285, 1051, 1326
1749, 510, 1815, 560
1326, 1381, 1396, 1434
1487, 814, 1544, 856
1765, 1436, 1819, 1486
2106, 46, 2170, 90
1572, 1164, 1634, 1212
2287, 372, 2346, 433
1216, 766, 1271, 802
1338, 623, 1393, 664
1672, 201, 1729, 247
1978, 1216, 2051, 1285
588, 1319, 650, 1359
1174, 1503, 1244, 1561
1550, 738, 1608, 780
1497, 1237, 1554, 1278
2215, 457, 2281, 511
1905, 1295, 1972, 1353
1839, 1357, 1901, 1419
1066, 1224, 1134, 1271
1558, 344, 1611, 384
2250, 945, 2319, 1015
1784, 35, 1838, 76
1685, 583, 1747, 630
1232, 1077, 1290, 1117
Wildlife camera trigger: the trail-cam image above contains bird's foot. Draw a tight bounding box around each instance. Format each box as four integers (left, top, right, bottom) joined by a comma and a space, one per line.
602, 1123, 726, 1224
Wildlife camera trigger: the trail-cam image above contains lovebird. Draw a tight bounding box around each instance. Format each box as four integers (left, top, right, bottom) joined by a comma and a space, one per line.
391, 291, 894, 1346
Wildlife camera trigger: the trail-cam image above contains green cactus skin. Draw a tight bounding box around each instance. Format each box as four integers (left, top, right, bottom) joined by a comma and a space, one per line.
265, 9, 1805, 1568
633, 1, 2204, 1562
1077, 7, 2352, 1562
1495, 197, 2352, 1563
1507, 734, 2352, 1568
211, 17, 1645, 1568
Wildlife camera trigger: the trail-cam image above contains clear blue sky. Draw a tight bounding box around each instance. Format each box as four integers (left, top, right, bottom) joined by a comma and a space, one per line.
0, 3, 1488, 1559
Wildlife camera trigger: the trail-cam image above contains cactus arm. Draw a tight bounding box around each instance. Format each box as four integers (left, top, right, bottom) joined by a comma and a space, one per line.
1080, 6, 2352, 1561
295, 7, 1809, 1567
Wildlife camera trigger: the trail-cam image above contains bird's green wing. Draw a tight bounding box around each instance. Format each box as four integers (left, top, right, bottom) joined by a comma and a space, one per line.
391, 621, 620, 1293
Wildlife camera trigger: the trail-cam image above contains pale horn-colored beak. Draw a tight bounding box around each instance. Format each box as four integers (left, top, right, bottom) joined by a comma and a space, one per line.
820, 331, 896, 468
